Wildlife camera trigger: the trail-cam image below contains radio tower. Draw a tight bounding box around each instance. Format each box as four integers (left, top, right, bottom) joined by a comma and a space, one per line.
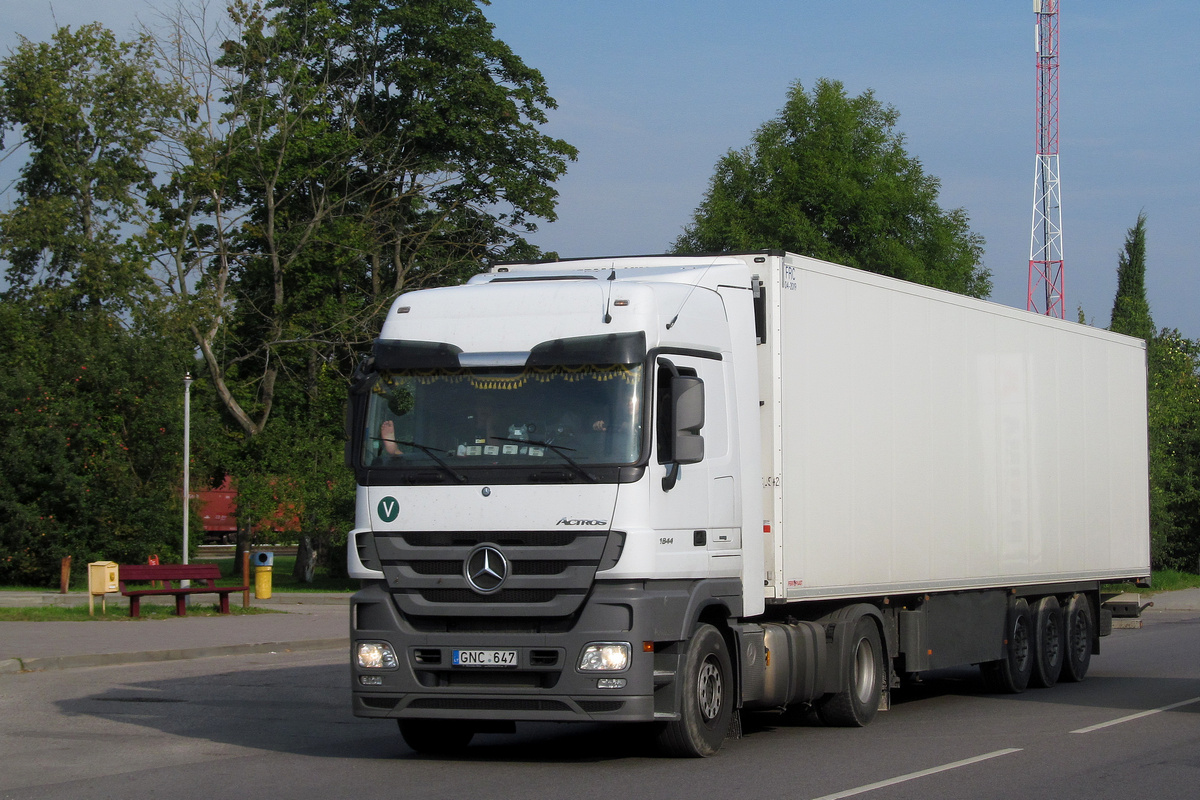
1028, 0, 1064, 318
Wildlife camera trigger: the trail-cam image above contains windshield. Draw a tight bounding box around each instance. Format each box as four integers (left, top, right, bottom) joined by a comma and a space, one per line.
362, 363, 644, 469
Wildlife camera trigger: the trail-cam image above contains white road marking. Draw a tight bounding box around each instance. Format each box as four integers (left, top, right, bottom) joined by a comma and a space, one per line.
1070, 695, 1200, 734
808, 748, 1024, 800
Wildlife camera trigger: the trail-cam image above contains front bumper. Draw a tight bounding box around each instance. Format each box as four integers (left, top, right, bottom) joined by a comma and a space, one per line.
350, 580, 730, 724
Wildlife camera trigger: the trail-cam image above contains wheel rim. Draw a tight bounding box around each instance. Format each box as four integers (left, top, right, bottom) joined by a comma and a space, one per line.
853, 637, 878, 704
697, 656, 723, 721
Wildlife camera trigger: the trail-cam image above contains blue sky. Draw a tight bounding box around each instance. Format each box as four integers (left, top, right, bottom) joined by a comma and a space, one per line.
4, 1, 1197, 337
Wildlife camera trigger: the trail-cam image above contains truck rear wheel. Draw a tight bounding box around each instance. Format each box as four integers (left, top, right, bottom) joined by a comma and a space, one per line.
398, 719, 474, 754
817, 616, 883, 727
1029, 596, 1065, 688
658, 623, 733, 757
1059, 593, 1093, 682
980, 598, 1033, 693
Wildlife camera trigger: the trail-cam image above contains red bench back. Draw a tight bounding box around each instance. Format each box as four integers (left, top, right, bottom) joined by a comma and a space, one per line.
119, 563, 222, 583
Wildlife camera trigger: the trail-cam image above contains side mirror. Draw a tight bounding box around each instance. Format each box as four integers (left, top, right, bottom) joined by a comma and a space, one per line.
671, 375, 705, 465
661, 374, 704, 491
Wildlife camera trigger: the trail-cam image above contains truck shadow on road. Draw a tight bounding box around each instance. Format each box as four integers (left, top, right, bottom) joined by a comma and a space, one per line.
889, 666, 1200, 714
878, 665, 1200, 736
54, 661, 409, 760
52, 660, 670, 762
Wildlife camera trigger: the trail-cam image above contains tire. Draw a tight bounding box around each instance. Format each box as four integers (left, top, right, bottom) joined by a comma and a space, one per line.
980, 598, 1033, 694
1059, 593, 1093, 683
658, 624, 733, 757
1029, 596, 1065, 688
817, 616, 884, 727
398, 719, 474, 754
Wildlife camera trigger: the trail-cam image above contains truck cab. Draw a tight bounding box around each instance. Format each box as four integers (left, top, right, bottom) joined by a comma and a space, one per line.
346, 256, 764, 755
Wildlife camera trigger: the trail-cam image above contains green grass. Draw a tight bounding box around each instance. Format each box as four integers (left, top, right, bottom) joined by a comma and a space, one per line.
0, 604, 279, 622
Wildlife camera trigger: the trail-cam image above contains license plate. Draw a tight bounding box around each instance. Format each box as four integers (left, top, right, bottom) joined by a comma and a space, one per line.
453, 649, 517, 667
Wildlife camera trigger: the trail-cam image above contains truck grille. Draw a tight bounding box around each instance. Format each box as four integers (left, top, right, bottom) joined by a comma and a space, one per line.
420, 589, 562, 604
409, 560, 570, 576
375, 529, 615, 618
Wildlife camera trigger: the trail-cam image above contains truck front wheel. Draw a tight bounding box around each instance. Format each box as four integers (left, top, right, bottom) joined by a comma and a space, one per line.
658, 624, 733, 757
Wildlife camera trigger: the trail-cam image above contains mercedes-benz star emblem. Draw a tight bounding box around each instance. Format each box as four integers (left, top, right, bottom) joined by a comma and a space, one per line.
464, 544, 508, 595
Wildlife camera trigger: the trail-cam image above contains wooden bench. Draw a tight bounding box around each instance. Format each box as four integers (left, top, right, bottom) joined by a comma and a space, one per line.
119, 563, 248, 618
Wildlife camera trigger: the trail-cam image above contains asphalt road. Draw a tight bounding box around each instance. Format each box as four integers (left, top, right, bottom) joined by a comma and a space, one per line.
2, 613, 1198, 800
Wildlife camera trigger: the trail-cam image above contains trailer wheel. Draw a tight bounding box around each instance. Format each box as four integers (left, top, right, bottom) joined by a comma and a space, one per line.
817, 616, 883, 727
1059, 593, 1093, 683
980, 598, 1033, 694
398, 719, 474, 754
1029, 596, 1065, 688
658, 624, 733, 757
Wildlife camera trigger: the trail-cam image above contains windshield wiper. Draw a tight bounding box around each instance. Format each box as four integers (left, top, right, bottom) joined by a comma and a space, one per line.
490, 436, 597, 483
373, 437, 466, 483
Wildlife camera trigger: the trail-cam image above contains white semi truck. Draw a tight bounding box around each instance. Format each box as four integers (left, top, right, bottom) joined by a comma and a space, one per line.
345, 251, 1150, 756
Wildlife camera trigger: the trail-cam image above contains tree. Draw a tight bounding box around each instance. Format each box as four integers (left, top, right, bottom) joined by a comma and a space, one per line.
0, 24, 204, 586
1146, 329, 1200, 571
155, 0, 577, 442
1105, 213, 1200, 570
1109, 211, 1153, 341
0, 300, 201, 586
0, 24, 190, 309
146, 0, 575, 579
0, 4, 576, 583
674, 78, 990, 298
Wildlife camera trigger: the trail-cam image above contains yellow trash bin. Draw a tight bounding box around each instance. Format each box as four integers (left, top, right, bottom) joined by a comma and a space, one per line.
252, 551, 274, 599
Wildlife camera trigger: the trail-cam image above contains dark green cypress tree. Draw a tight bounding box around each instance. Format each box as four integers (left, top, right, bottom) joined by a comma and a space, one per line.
1109, 212, 1154, 341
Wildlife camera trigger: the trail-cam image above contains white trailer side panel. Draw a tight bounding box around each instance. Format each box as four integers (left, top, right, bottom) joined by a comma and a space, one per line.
766, 254, 1150, 600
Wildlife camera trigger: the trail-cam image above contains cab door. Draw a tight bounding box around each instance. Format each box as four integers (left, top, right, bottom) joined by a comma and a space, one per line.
648, 353, 739, 577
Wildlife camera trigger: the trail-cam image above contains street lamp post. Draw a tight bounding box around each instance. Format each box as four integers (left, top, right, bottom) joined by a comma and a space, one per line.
183, 373, 194, 583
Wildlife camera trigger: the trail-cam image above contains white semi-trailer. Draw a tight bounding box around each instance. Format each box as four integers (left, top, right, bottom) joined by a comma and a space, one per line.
345, 251, 1150, 756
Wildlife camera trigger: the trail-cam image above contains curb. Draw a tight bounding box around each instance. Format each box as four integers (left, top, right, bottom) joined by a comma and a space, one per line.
0, 638, 348, 674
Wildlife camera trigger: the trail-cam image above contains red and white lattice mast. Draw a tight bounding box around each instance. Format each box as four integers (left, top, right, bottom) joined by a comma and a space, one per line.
1028, 0, 1064, 318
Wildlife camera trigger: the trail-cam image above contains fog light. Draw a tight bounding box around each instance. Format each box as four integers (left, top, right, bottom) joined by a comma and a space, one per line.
577, 642, 630, 672
360, 675, 383, 686
357, 641, 398, 669
597, 678, 627, 689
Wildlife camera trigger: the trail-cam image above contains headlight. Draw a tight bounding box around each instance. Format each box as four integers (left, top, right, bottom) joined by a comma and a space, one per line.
357, 641, 398, 669
577, 642, 631, 672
